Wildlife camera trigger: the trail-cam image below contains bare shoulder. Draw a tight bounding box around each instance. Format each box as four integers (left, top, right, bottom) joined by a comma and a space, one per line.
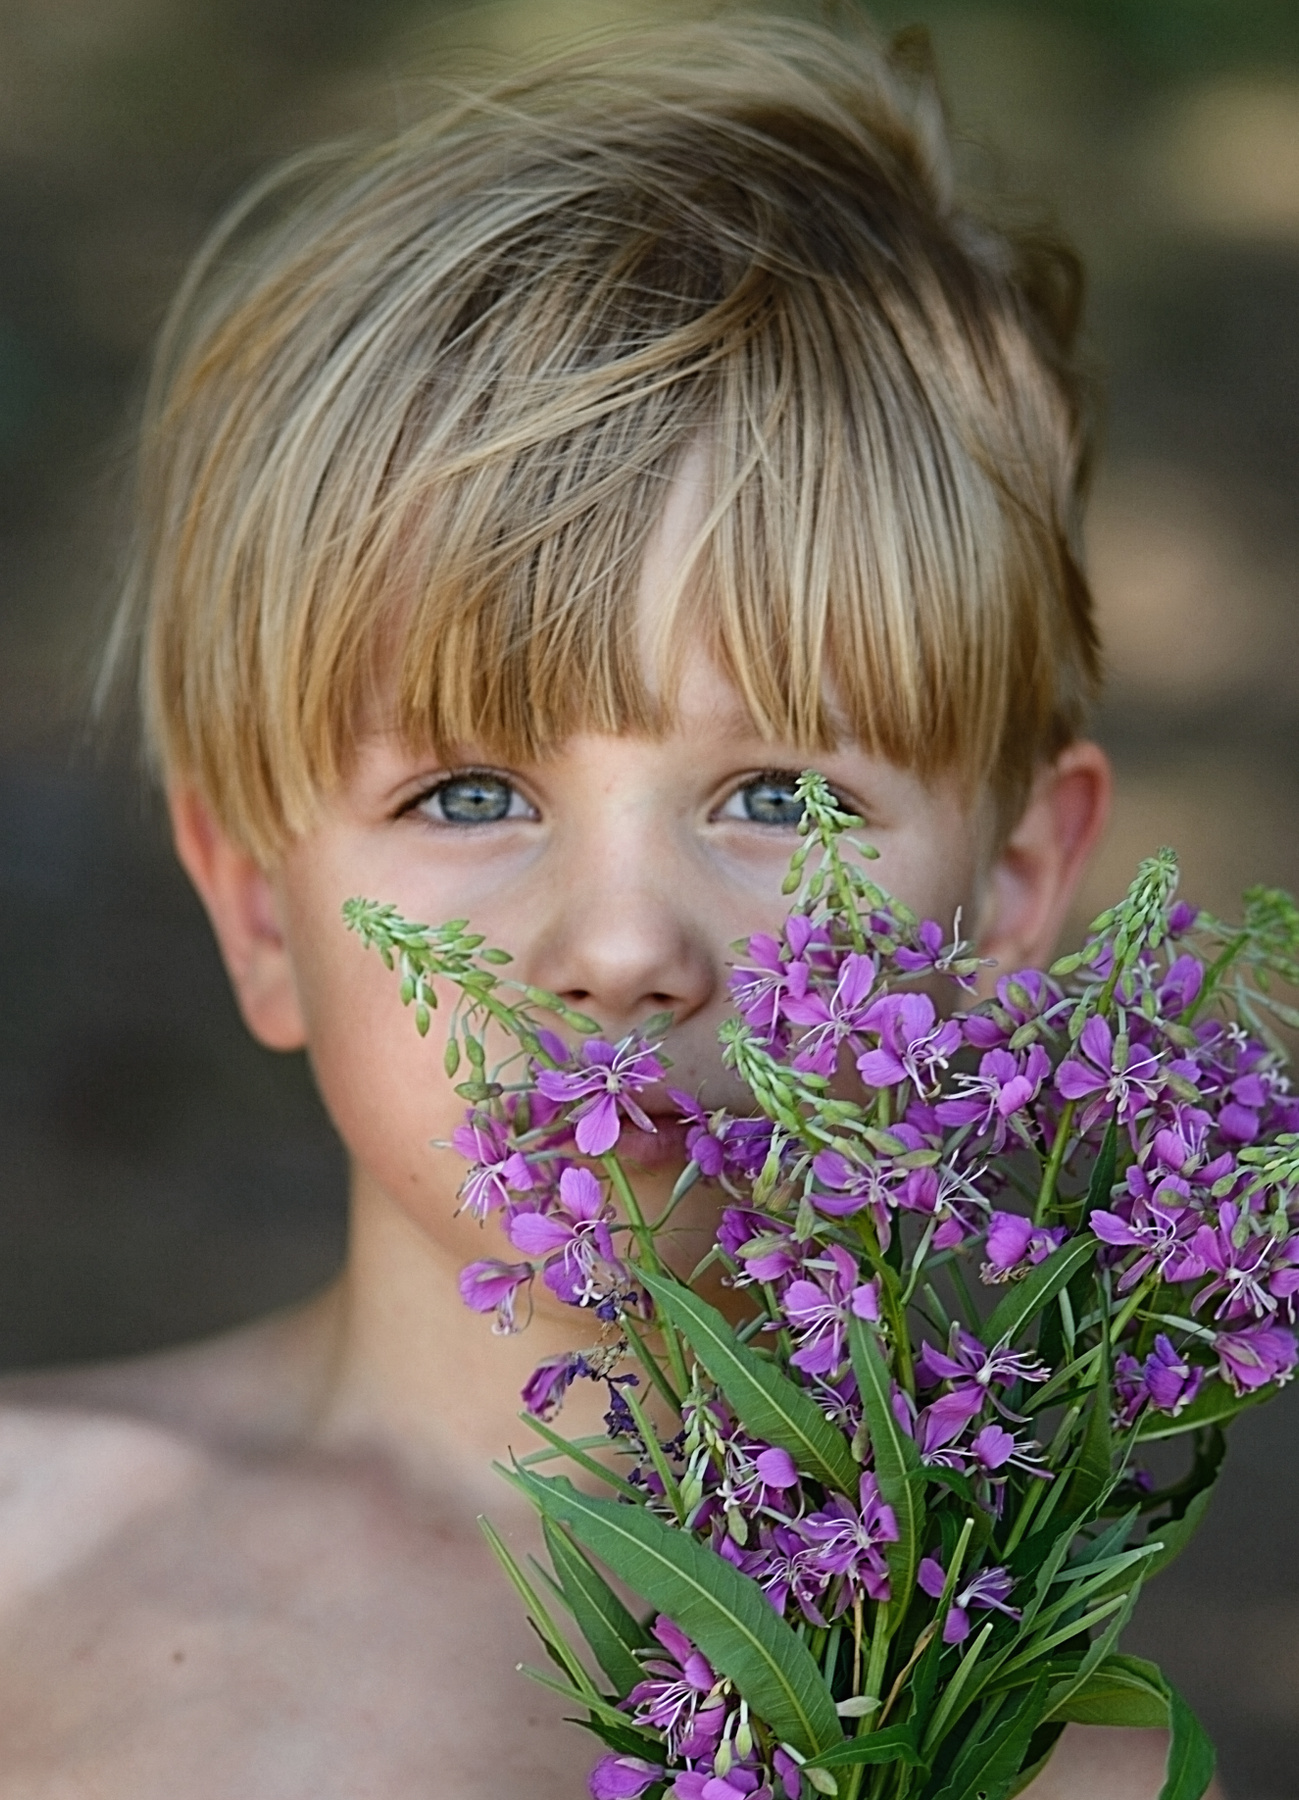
1024, 1725, 1225, 1800
0, 1290, 340, 1613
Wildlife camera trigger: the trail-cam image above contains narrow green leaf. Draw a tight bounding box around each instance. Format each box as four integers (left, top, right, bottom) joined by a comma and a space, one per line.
543, 1517, 649, 1696
514, 1468, 842, 1757
641, 1271, 858, 1495
1141, 1487, 1215, 1581
1158, 1684, 1216, 1800
805, 1724, 927, 1771
927, 1671, 1052, 1800
1060, 1344, 1113, 1525
983, 1235, 1097, 1350
1046, 1655, 1170, 1729
1081, 1120, 1119, 1224
849, 1317, 921, 1618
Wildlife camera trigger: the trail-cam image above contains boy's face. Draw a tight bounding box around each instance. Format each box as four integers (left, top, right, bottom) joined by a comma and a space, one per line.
173, 470, 1108, 1313
253, 663, 984, 1285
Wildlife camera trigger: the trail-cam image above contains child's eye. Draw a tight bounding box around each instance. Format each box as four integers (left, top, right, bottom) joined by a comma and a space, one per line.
415, 772, 534, 825
720, 773, 807, 827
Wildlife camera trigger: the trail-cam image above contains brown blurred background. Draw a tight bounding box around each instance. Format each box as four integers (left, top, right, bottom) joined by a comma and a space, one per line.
0, 1, 1296, 1792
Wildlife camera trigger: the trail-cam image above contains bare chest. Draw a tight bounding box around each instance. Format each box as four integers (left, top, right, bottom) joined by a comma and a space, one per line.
0, 1456, 589, 1800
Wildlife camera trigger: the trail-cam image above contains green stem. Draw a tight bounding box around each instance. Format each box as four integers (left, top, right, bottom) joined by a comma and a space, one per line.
1185, 931, 1248, 1025
1034, 1098, 1077, 1224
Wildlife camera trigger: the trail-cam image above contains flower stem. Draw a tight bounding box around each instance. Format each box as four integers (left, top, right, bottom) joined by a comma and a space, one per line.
1033, 1098, 1077, 1224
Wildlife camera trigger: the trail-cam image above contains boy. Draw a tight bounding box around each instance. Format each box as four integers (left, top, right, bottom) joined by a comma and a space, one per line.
0, 16, 1195, 1797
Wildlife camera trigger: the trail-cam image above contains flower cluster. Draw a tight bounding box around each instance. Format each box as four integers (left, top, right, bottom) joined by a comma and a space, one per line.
345, 777, 1299, 1800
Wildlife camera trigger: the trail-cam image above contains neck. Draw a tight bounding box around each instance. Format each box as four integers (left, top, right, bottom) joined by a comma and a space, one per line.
306, 1166, 610, 1494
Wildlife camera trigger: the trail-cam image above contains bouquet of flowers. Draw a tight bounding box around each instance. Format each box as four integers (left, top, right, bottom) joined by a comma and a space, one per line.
345, 774, 1299, 1800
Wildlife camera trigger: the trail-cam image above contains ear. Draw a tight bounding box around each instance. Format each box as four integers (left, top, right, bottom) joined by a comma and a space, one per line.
168, 786, 307, 1051
974, 741, 1112, 988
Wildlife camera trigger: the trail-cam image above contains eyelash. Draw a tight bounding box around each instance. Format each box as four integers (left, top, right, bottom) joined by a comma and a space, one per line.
401, 767, 856, 828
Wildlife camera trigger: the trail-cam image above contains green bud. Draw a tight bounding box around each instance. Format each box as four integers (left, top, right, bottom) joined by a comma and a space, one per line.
805, 1768, 838, 1796
415, 1003, 431, 1037
443, 1038, 461, 1078
399, 975, 415, 1006
480, 946, 513, 964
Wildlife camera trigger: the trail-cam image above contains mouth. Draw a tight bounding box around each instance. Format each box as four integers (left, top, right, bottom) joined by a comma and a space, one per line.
615, 1113, 691, 1172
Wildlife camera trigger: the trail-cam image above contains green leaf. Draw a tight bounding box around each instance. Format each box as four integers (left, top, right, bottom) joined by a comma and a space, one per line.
1158, 1684, 1216, 1800
641, 1272, 858, 1495
1060, 1343, 1113, 1525
926, 1671, 1052, 1800
849, 1318, 922, 1618
1136, 1378, 1266, 1440
805, 1724, 927, 1771
983, 1235, 1097, 1350
543, 1517, 649, 1696
1141, 1486, 1216, 1581
513, 1468, 842, 1758
1081, 1120, 1120, 1224
1046, 1655, 1170, 1729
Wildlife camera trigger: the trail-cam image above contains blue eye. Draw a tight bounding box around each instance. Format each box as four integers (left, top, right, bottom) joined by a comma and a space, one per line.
422, 773, 528, 824
723, 774, 807, 827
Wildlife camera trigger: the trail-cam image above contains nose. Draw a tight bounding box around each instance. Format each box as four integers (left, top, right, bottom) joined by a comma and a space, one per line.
525, 785, 719, 1037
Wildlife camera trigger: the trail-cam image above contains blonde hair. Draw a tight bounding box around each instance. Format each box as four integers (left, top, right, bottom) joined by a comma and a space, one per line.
104, 14, 1101, 866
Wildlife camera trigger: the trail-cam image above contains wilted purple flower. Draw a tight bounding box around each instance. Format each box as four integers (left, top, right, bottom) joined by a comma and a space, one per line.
718, 1207, 801, 1288
589, 1754, 664, 1799
625, 1616, 728, 1759
856, 993, 963, 1093
982, 1211, 1067, 1280
668, 1090, 727, 1177
1215, 1321, 1298, 1393
1055, 1015, 1169, 1133
937, 1046, 1051, 1151
799, 1471, 898, 1607
452, 1114, 537, 1218
535, 1036, 666, 1156
458, 1258, 533, 1334
783, 951, 877, 1076
781, 1245, 880, 1376
1115, 1335, 1204, 1426
963, 969, 1060, 1051
522, 1350, 588, 1420
508, 1166, 623, 1305
917, 1555, 1020, 1643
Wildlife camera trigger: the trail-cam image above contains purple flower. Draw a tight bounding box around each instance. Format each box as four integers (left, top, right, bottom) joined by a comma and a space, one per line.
508, 1165, 622, 1305
625, 1617, 728, 1759
589, 1755, 664, 1799
808, 1147, 900, 1242
783, 951, 877, 1076
982, 1211, 1067, 1280
781, 1245, 880, 1376
535, 1035, 666, 1156
458, 1258, 533, 1334
729, 930, 811, 1041
522, 1351, 587, 1420
915, 1327, 1049, 1411
798, 1471, 899, 1607
1215, 1321, 1298, 1394
452, 1114, 537, 1218
936, 1046, 1051, 1151
726, 1520, 832, 1626
1090, 1187, 1202, 1291
855, 993, 963, 1093
1055, 1015, 1169, 1133
917, 1555, 1020, 1643
1188, 1202, 1299, 1322
1115, 1335, 1203, 1426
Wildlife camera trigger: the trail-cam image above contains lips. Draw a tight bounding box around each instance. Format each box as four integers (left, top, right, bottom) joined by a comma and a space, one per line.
615, 1114, 691, 1171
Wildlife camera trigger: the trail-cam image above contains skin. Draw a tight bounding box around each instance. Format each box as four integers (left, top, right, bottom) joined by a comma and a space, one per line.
0, 485, 1204, 1797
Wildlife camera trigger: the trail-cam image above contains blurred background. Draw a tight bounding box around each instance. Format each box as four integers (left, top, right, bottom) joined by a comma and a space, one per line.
0, 0, 1295, 1790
